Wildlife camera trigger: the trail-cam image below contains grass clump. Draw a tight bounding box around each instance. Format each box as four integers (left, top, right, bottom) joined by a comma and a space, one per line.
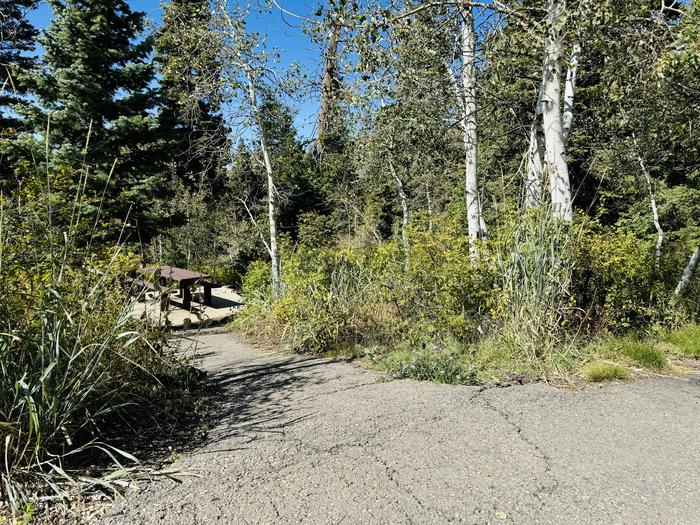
621, 341, 667, 370
582, 335, 670, 375
371, 345, 477, 385
582, 361, 629, 382
658, 324, 700, 357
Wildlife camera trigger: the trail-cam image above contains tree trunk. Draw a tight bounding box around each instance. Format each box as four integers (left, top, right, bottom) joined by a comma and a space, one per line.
542, 0, 573, 221
634, 137, 664, 272
561, 42, 581, 145
389, 159, 410, 257
461, 4, 482, 259
675, 244, 700, 296
525, 119, 546, 209
525, 58, 547, 210
479, 198, 488, 239
245, 68, 282, 299
315, 21, 341, 157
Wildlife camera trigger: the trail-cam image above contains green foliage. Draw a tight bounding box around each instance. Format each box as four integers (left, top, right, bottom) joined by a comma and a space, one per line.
0, 176, 199, 512
234, 208, 698, 384
0, 0, 37, 131
374, 345, 477, 385
582, 336, 668, 372
235, 216, 497, 354
658, 324, 700, 358
155, 0, 229, 195
574, 226, 657, 330
17, 0, 165, 240
3, 0, 700, 396
492, 210, 576, 356
240, 259, 273, 299
0, 0, 39, 187
581, 361, 629, 383
144, 184, 255, 286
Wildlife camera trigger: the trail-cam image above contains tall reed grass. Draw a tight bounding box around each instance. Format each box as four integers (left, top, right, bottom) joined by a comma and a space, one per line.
0, 173, 193, 519
493, 209, 580, 360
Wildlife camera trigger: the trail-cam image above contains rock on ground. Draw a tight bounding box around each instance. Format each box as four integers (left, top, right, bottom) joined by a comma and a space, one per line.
104, 329, 700, 524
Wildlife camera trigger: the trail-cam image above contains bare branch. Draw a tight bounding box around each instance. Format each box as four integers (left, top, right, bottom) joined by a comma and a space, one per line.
238, 197, 272, 257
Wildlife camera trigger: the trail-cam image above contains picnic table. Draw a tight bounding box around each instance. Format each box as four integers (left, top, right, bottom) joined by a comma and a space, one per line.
140, 265, 212, 310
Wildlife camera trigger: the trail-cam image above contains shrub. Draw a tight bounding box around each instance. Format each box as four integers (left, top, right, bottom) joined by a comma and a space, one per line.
234, 217, 497, 354
233, 211, 694, 383
574, 226, 657, 331
582, 361, 629, 382
241, 259, 274, 299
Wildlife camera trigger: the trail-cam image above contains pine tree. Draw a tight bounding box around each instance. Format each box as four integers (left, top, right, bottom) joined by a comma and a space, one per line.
155, 0, 228, 196
0, 0, 38, 184
23, 0, 164, 239
0, 0, 37, 131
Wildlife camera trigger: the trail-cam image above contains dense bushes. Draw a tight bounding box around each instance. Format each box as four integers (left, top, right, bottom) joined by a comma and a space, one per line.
235, 217, 497, 353
574, 227, 657, 330
233, 212, 699, 382
0, 182, 198, 513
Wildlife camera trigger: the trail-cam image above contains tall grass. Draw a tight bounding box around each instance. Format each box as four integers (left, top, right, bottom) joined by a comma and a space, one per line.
493, 209, 579, 360
0, 174, 192, 518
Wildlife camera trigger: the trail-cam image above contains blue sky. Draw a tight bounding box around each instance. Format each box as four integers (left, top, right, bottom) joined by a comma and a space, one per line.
28, 1, 324, 139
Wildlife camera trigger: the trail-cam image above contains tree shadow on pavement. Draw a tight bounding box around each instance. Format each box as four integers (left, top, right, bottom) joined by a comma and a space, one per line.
201, 355, 334, 447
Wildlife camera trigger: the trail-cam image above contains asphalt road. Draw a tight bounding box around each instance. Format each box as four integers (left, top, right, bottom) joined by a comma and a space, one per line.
104, 329, 700, 524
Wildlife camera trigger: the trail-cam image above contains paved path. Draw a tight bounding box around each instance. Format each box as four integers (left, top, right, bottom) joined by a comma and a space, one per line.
105, 329, 700, 524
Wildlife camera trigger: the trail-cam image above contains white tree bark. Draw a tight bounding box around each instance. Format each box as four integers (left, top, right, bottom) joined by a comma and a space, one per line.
525, 118, 546, 209
561, 42, 581, 145
633, 136, 664, 272
675, 245, 700, 296
524, 53, 547, 210
389, 159, 410, 256
245, 67, 283, 299
525, 36, 581, 209
461, 4, 483, 259
542, 0, 573, 221
479, 198, 488, 239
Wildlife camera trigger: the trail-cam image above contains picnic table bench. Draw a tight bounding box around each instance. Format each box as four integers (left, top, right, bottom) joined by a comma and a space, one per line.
139, 265, 213, 310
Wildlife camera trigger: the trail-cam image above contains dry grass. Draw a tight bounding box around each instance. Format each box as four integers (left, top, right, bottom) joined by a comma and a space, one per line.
582, 361, 629, 382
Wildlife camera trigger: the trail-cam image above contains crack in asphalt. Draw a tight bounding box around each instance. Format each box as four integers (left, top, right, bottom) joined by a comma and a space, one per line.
478, 393, 560, 511
371, 451, 437, 521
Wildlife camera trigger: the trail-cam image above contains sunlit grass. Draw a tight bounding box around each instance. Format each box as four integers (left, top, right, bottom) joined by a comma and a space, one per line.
583, 336, 667, 371
368, 325, 697, 386
658, 324, 700, 358
581, 360, 629, 382
622, 341, 667, 370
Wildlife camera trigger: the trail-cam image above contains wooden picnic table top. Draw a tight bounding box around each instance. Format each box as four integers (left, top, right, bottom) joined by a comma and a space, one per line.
140, 265, 209, 284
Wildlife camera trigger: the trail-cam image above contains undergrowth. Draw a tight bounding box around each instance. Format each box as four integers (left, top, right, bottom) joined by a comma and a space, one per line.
0, 174, 206, 521
231, 212, 699, 386
658, 324, 700, 357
